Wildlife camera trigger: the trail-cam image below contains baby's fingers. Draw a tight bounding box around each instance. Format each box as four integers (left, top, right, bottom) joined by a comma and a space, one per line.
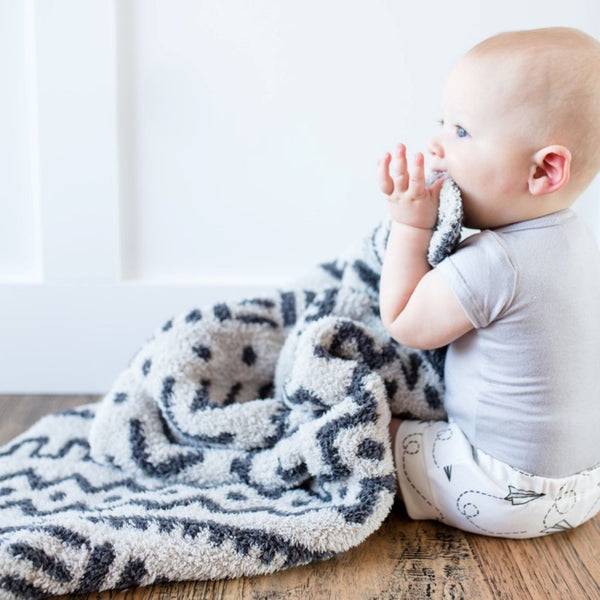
430, 172, 446, 200
408, 152, 426, 197
377, 152, 394, 195
391, 143, 409, 193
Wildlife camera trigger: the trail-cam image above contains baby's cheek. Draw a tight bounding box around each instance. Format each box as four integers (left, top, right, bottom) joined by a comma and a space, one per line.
497, 175, 524, 196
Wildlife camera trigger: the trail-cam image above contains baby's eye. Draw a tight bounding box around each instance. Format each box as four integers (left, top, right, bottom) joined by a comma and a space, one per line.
455, 125, 469, 138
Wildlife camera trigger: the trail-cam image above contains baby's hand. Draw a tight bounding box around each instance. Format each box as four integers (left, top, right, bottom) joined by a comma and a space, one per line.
378, 143, 445, 230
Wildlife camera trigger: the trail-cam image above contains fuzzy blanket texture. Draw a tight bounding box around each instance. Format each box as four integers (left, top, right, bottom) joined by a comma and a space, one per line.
0, 178, 462, 598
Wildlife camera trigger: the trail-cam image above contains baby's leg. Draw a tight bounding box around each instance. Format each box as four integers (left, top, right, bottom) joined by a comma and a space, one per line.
392, 419, 600, 538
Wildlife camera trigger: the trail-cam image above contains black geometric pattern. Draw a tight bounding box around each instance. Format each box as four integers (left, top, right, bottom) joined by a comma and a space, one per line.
0, 202, 463, 597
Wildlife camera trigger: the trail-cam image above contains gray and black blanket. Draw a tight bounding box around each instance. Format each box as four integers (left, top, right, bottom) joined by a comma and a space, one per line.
0, 177, 462, 598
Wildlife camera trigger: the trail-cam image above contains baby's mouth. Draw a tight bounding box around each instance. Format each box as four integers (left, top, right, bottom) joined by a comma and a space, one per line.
426, 169, 448, 186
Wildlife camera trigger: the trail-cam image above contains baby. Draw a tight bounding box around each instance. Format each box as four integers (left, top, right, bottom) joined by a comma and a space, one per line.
377, 27, 600, 537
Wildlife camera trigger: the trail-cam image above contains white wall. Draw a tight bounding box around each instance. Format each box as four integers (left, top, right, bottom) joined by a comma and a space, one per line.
1, 0, 599, 393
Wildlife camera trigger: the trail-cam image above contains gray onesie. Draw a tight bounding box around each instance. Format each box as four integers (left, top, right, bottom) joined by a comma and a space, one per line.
437, 209, 600, 478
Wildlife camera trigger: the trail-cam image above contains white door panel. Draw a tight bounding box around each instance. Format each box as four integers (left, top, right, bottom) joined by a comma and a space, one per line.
1, 1, 599, 393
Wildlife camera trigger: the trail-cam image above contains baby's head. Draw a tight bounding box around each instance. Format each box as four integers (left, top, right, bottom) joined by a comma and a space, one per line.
428, 27, 600, 229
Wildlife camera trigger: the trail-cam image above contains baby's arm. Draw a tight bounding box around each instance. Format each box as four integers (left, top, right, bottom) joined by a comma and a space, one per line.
378, 144, 473, 349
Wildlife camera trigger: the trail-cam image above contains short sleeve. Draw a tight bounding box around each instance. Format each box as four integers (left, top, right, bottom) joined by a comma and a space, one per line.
436, 231, 517, 328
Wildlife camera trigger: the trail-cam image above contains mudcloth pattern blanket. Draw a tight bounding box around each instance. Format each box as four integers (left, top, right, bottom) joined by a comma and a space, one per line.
0, 178, 462, 598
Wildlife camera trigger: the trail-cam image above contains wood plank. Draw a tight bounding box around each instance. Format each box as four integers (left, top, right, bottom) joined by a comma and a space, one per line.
1, 396, 599, 599
0, 394, 97, 444
468, 518, 600, 600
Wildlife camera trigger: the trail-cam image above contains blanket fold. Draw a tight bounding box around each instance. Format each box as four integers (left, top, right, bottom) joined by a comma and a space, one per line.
0, 177, 462, 598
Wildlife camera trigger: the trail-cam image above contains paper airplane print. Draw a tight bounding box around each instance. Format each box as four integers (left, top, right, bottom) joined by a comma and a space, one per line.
504, 485, 546, 505
541, 519, 574, 534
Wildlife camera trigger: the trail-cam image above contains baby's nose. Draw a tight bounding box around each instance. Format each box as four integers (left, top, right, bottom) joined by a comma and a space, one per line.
428, 137, 445, 158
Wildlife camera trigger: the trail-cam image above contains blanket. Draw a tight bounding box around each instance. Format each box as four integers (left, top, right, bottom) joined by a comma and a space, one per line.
0, 177, 462, 598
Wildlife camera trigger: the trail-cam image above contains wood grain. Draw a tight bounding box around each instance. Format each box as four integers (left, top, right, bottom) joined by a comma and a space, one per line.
1, 396, 599, 600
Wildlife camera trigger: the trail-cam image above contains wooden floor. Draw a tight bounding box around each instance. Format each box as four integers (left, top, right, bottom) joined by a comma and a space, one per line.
1, 395, 599, 600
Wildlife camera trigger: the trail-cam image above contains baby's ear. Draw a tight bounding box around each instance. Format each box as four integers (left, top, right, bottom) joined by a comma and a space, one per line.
528, 145, 571, 196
